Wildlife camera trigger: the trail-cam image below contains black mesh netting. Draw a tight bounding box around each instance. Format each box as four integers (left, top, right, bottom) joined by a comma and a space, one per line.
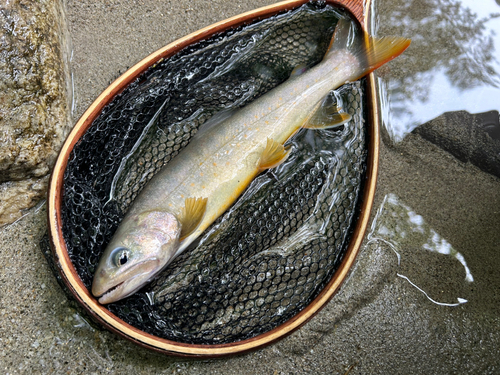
45, 2, 369, 344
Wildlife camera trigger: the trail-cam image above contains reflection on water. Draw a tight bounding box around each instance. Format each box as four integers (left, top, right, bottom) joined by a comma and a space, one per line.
368, 194, 473, 306
72, 312, 94, 330
370, 0, 500, 141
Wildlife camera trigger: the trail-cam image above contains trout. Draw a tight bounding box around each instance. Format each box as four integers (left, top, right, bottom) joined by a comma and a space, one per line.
92, 18, 410, 304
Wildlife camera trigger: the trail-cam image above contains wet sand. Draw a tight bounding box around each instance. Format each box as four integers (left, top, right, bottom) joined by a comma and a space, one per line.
1, 0, 499, 373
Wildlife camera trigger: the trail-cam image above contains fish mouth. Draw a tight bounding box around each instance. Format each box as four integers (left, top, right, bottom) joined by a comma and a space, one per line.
92, 259, 161, 304
96, 280, 128, 304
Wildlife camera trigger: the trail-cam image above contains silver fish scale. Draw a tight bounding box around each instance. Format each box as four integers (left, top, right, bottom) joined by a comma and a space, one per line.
112, 6, 344, 212
60, 2, 345, 288
108, 82, 366, 344
44, 3, 368, 344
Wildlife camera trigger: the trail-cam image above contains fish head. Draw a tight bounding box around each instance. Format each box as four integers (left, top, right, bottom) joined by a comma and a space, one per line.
92, 210, 181, 304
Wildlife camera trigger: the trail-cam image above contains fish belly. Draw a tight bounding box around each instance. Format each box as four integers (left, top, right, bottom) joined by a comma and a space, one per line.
127, 49, 358, 251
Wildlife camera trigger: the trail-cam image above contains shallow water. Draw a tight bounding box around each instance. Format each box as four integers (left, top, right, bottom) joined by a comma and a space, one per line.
372, 0, 500, 141
358, 2, 500, 371
1, 0, 500, 373
369, 0, 500, 271
367, 193, 473, 307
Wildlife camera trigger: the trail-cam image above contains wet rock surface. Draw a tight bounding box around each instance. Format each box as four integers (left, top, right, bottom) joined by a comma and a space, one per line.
0, 0, 71, 225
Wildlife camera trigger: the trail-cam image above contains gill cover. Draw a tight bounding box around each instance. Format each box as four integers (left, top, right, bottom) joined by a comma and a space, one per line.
92, 211, 181, 304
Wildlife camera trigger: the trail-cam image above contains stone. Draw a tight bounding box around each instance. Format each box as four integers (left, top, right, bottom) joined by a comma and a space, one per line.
0, 176, 48, 225
0, 0, 71, 225
412, 110, 500, 178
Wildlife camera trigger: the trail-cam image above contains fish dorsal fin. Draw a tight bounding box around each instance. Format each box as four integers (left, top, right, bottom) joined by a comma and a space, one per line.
326, 17, 355, 56
326, 17, 411, 80
303, 90, 351, 130
179, 197, 208, 241
258, 138, 291, 170
193, 108, 237, 140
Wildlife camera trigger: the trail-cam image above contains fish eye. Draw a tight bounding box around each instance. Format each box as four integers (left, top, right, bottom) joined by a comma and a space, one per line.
111, 247, 130, 267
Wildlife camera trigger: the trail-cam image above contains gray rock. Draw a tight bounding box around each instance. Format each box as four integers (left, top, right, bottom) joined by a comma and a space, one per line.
0, 176, 48, 225
0, 0, 71, 225
412, 110, 500, 178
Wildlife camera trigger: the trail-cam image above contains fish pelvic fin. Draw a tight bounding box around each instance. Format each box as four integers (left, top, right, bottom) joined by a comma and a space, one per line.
258, 138, 292, 171
179, 197, 208, 241
326, 17, 411, 80
303, 90, 352, 130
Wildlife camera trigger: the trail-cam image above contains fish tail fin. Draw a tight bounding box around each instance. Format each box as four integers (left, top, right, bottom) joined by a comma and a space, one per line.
326, 17, 411, 79
359, 34, 411, 77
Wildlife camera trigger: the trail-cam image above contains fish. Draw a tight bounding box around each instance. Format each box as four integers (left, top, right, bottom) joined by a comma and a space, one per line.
91, 17, 410, 304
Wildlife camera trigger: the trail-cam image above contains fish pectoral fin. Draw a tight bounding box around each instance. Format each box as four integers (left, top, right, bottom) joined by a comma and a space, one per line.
302, 91, 352, 130
179, 197, 208, 241
258, 138, 292, 171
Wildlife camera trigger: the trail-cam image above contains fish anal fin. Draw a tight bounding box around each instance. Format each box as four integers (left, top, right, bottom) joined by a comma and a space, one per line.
303, 91, 352, 130
258, 138, 291, 171
179, 197, 207, 241
304, 112, 351, 129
